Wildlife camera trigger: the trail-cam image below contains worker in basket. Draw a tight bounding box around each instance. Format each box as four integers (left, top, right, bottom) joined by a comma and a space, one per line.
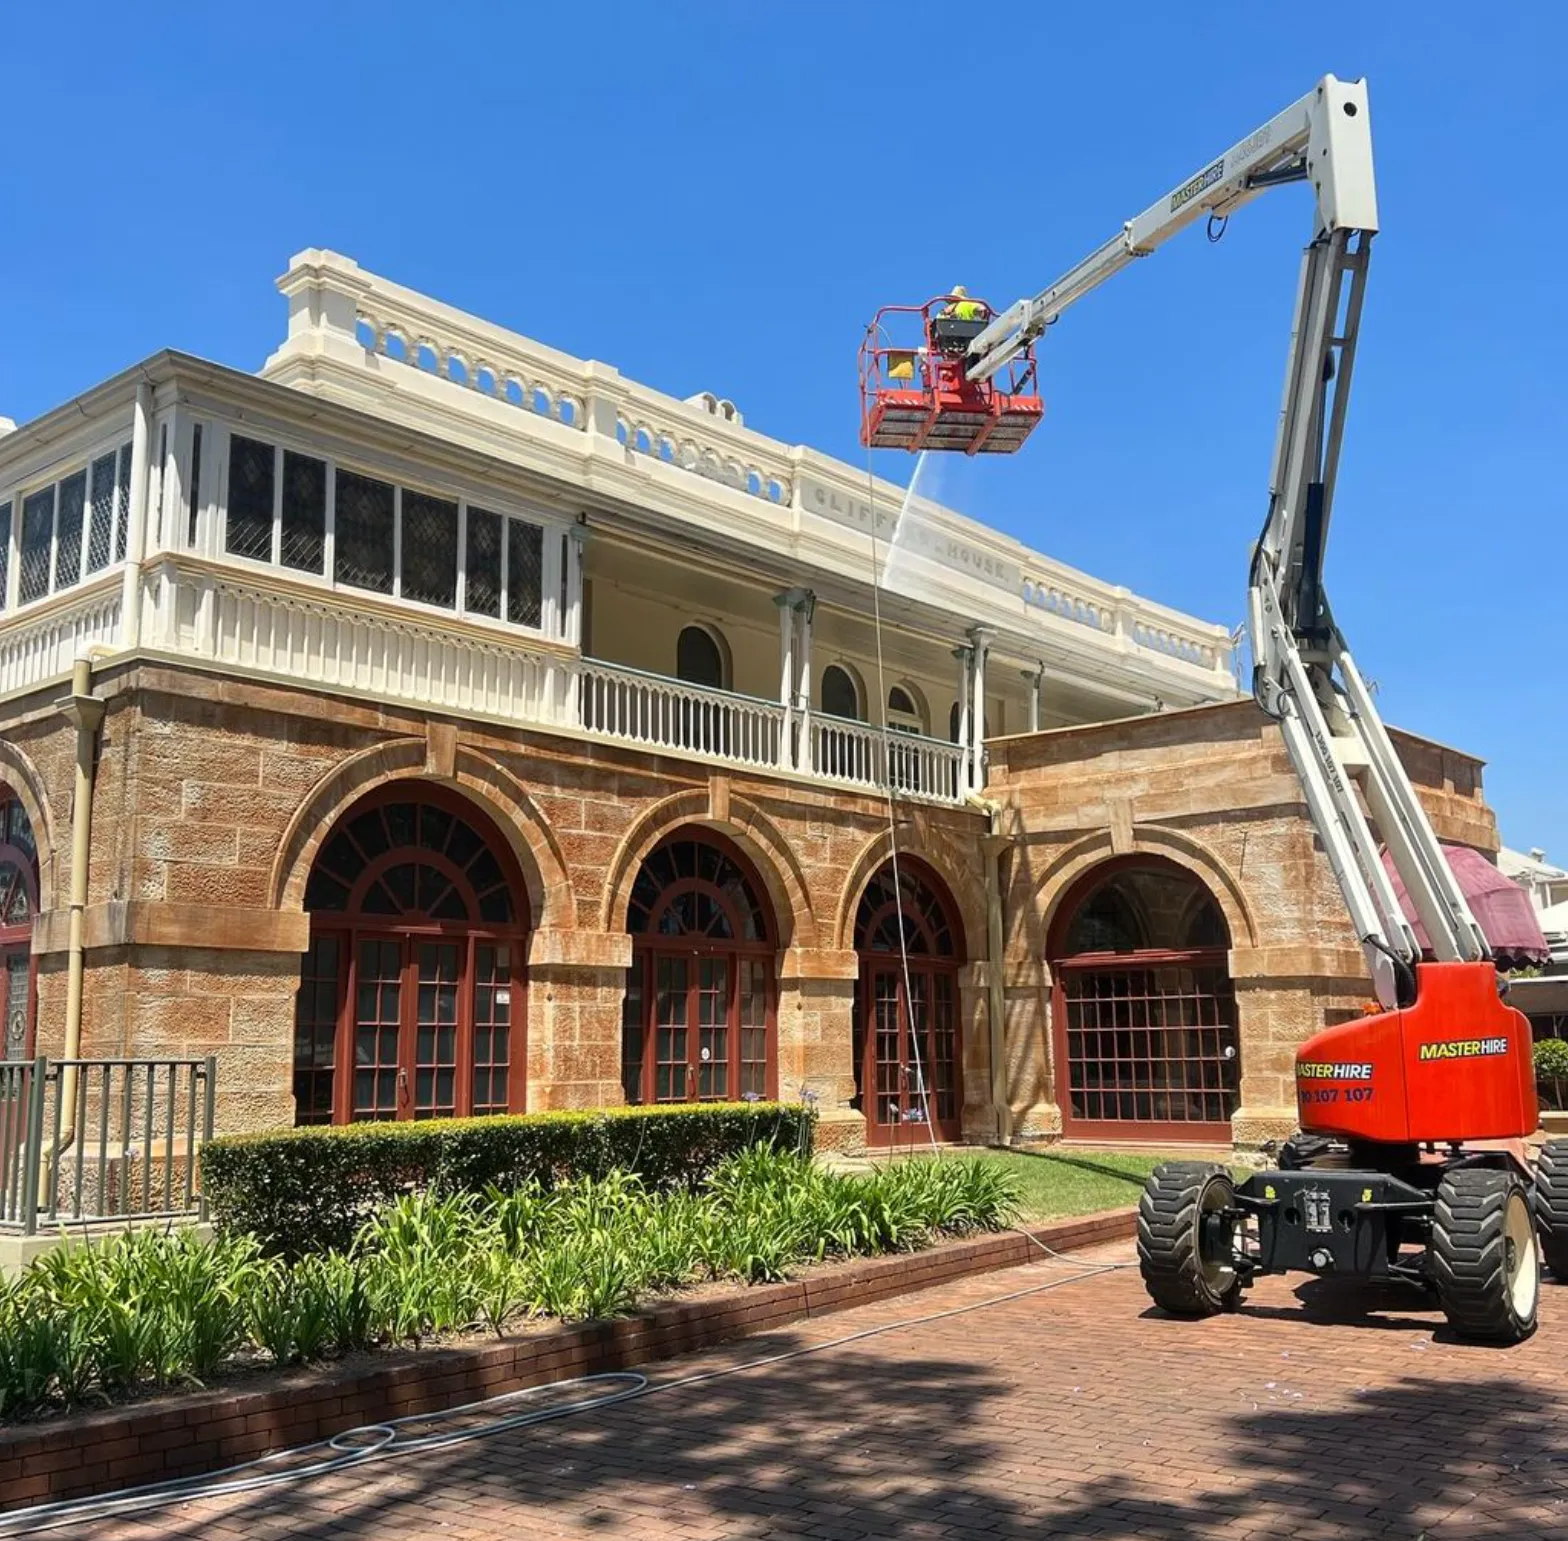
940, 285, 989, 322
932, 285, 990, 355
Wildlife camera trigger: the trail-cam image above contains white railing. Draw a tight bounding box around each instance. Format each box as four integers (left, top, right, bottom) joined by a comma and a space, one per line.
809, 715, 967, 804
156, 562, 577, 728
578, 658, 786, 772
0, 577, 123, 698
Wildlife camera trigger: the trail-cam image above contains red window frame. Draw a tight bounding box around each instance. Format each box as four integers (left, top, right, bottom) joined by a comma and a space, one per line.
1047, 855, 1239, 1142
852, 859, 965, 1146
623, 834, 778, 1106
294, 787, 529, 1125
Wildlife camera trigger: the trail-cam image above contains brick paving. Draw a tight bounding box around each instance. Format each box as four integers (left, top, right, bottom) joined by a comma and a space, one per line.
64, 1241, 1568, 1541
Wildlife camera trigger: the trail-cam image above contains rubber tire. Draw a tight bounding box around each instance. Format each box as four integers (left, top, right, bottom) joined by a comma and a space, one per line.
1137, 1161, 1239, 1317
1430, 1167, 1540, 1344
1535, 1139, 1568, 1281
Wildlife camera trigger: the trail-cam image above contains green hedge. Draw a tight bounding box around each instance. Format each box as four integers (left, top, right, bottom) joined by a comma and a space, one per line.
201, 1102, 816, 1257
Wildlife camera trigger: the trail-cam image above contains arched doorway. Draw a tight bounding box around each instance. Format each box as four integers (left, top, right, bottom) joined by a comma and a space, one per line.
621, 832, 777, 1104
0, 791, 38, 1062
822, 665, 861, 721
675, 624, 731, 755
1049, 856, 1238, 1141
676, 624, 728, 690
852, 859, 965, 1145
294, 786, 529, 1124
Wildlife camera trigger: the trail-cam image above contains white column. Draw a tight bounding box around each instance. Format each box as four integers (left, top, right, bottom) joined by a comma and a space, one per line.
953, 643, 972, 757
1022, 664, 1044, 733
968, 627, 991, 792
774, 590, 797, 769
794, 591, 814, 774
565, 522, 588, 647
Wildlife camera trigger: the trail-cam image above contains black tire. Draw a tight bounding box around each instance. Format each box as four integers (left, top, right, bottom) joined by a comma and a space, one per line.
1430, 1167, 1539, 1343
1535, 1139, 1568, 1280
1137, 1161, 1239, 1318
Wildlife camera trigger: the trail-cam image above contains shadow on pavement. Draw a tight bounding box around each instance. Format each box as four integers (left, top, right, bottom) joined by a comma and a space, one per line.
88, 1311, 1568, 1541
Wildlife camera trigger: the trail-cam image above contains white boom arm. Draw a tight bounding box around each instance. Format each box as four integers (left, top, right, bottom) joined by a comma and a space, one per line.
970, 76, 1489, 1011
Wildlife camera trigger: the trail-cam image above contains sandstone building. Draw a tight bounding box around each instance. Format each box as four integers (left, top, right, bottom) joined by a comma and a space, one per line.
0, 251, 1510, 1151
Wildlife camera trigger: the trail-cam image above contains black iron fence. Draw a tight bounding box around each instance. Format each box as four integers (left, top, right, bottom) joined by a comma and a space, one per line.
0, 1057, 216, 1234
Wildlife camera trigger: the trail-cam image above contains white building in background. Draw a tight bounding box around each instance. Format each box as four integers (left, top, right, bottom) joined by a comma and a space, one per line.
1501, 847, 1568, 969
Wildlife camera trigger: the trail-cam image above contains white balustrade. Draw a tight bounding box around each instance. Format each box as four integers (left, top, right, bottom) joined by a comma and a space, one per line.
0, 580, 122, 698
353, 301, 588, 434
1020, 576, 1117, 634
1129, 619, 1220, 670
1021, 570, 1229, 676
809, 715, 966, 804
611, 397, 794, 509
163, 565, 575, 728
577, 659, 786, 773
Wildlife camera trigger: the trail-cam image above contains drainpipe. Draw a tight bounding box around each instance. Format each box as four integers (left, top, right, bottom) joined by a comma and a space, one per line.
969, 793, 1012, 1145
58, 652, 106, 1131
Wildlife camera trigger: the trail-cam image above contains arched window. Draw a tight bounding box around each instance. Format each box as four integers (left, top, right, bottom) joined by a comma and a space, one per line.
852, 860, 964, 1144
676, 625, 726, 690
295, 787, 528, 1125
622, 833, 776, 1105
821, 665, 860, 721
949, 701, 963, 743
0, 792, 38, 1062
1049, 858, 1238, 1139
886, 685, 925, 736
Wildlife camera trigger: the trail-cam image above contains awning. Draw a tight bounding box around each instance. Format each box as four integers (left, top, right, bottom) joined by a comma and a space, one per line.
1380, 844, 1550, 968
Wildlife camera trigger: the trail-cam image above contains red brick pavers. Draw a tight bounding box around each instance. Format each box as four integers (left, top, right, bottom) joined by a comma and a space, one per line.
65, 1243, 1568, 1541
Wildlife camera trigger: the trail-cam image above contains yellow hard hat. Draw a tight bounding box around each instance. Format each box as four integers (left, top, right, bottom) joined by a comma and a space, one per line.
952, 284, 968, 298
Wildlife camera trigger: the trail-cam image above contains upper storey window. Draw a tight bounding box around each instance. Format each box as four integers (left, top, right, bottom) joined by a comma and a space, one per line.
1, 440, 132, 611
221, 432, 552, 636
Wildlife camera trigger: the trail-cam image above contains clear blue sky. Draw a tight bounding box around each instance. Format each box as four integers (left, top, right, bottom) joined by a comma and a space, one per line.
3, 4, 1562, 856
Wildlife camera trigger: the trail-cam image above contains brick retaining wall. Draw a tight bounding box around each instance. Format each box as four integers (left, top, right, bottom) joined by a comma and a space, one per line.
0, 1208, 1132, 1513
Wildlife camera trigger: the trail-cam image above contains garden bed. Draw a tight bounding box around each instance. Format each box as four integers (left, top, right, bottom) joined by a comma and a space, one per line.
0, 1206, 1133, 1513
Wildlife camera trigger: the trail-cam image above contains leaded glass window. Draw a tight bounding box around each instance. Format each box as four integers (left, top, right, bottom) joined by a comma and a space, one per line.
280, 451, 327, 574
401, 491, 458, 609
226, 436, 275, 561
334, 471, 395, 594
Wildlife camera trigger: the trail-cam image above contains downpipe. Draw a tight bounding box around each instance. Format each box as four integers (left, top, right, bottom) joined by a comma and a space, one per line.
57, 648, 107, 1141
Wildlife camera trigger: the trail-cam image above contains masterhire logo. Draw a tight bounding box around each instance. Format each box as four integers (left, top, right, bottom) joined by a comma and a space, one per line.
1297, 1061, 1373, 1081
1417, 1037, 1510, 1062
1170, 158, 1225, 213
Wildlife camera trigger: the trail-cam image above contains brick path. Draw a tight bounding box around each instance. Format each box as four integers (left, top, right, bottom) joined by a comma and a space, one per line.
67, 1241, 1568, 1541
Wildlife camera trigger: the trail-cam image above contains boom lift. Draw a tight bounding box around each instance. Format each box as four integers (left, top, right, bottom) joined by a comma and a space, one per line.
863, 76, 1567, 1342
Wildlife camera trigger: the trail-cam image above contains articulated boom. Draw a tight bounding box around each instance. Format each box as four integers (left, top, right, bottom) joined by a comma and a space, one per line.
869, 72, 1556, 1341
970, 75, 1506, 1027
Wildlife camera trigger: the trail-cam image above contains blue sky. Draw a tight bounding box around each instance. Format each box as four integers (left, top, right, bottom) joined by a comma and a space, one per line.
2, 4, 1562, 856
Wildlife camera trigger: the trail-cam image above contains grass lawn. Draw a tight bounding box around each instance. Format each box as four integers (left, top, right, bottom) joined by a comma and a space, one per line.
974, 1148, 1166, 1221
925, 1148, 1253, 1222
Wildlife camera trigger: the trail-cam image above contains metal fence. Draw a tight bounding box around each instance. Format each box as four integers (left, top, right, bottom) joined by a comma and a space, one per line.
0, 1057, 216, 1234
